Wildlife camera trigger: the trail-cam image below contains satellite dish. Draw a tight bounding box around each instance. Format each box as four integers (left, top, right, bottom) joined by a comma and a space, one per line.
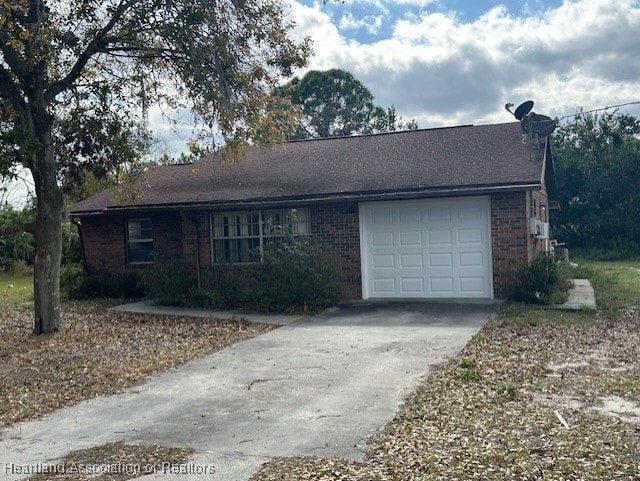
506, 99, 558, 148
514, 100, 534, 120
521, 112, 557, 138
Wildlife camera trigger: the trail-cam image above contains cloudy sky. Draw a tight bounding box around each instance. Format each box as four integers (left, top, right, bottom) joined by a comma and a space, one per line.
5, 0, 640, 205
282, 0, 640, 130
148, 0, 640, 155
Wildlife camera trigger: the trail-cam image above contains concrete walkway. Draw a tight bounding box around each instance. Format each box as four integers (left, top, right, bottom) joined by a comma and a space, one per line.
110, 301, 302, 325
552, 278, 597, 310
0, 302, 496, 481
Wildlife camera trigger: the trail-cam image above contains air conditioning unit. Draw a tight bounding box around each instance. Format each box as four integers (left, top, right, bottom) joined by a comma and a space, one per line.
536, 222, 550, 239
529, 218, 550, 239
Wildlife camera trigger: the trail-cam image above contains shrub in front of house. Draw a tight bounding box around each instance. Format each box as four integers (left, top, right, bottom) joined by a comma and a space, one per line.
134, 237, 338, 312
140, 260, 195, 306
513, 252, 569, 304
61, 264, 144, 300
200, 266, 262, 308
256, 237, 338, 312
198, 238, 338, 312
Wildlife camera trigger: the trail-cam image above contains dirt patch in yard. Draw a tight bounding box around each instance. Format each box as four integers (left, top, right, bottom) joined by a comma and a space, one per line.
0, 301, 274, 428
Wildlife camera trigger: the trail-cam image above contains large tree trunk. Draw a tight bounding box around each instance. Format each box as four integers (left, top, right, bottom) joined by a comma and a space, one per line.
32, 115, 64, 335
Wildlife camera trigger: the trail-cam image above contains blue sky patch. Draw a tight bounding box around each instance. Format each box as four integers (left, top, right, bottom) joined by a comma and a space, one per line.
301, 0, 565, 43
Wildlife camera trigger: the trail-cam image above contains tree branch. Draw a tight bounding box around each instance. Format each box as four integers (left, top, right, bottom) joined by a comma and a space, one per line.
0, 27, 30, 90
46, 0, 137, 100
96, 43, 190, 61
0, 64, 29, 117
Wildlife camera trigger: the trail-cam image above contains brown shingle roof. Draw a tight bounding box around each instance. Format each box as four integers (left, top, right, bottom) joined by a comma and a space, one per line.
71, 122, 553, 214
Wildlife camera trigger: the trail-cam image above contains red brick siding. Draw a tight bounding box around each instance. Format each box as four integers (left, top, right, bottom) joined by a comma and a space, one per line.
309, 202, 362, 300
181, 211, 211, 272
490, 188, 550, 299
80, 215, 126, 274
531, 188, 550, 257
80, 191, 548, 300
80, 211, 183, 274
154, 212, 184, 263
490, 192, 529, 299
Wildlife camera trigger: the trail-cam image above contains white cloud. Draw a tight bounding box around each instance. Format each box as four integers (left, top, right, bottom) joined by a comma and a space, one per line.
289, 0, 640, 128
339, 12, 383, 35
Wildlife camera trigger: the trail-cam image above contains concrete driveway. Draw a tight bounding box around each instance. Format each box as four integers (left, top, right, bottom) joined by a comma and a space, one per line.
0, 301, 495, 481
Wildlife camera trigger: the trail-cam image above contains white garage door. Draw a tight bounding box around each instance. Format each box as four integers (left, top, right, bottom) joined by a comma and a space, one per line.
359, 197, 493, 299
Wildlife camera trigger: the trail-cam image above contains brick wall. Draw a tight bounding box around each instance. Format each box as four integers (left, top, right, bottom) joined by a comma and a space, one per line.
154, 212, 184, 263
80, 191, 548, 300
310, 202, 362, 300
490, 188, 550, 299
80, 215, 126, 274
181, 211, 211, 273
531, 189, 550, 257
490, 191, 529, 299
80, 211, 183, 275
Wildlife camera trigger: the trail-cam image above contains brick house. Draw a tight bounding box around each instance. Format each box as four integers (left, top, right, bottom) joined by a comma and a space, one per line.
70, 122, 557, 300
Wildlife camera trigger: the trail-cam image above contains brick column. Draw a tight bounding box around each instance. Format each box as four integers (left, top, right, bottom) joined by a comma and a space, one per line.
491, 192, 529, 298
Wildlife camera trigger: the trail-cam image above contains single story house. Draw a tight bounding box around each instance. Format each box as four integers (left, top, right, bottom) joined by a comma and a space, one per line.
70, 122, 557, 300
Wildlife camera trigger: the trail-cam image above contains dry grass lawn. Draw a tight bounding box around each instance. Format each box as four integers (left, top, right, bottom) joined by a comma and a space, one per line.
0, 277, 273, 481
0, 299, 274, 428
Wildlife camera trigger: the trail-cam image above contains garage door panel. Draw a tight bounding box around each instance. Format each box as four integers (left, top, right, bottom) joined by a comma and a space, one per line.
370, 209, 394, 224
457, 206, 484, 221
458, 228, 483, 244
399, 231, 422, 246
399, 208, 422, 224
373, 278, 396, 294
371, 232, 394, 247
430, 277, 455, 294
401, 278, 425, 294
372, 254, 395, 269
428, 230, 452, 246
428, 206, 452, 223
459, 252, 485, 267
459, 277, 486, 294
400, 253, 423, 268
428, 253, 453, 267
360, 197, 492, 299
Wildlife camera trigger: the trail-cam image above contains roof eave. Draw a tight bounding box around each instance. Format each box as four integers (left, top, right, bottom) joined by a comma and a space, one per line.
70, 182, 542, 216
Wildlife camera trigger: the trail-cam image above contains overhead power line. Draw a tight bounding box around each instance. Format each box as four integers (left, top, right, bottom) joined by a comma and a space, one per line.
557, 100, 640, 121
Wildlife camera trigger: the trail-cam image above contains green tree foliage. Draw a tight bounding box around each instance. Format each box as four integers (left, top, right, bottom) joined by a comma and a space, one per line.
552, 111, 640, 254
276, 69, 418, 139
0, 204, 35, 271
0, 0, 311, 333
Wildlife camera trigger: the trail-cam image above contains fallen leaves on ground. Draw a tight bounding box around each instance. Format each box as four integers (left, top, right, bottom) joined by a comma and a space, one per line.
252, 306, 640, 481
25, 441, 194, 481
0, 301, 274, 427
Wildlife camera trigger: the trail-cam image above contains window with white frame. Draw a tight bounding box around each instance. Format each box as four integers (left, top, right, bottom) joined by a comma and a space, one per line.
211, 208, 310, 264
126, 219, 153, 264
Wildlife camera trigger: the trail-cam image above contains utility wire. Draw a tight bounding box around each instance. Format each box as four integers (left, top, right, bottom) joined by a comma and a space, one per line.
557, 100, 640, 121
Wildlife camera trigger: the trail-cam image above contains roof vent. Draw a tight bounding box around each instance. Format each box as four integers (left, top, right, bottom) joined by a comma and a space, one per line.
505, 100, 558, 148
